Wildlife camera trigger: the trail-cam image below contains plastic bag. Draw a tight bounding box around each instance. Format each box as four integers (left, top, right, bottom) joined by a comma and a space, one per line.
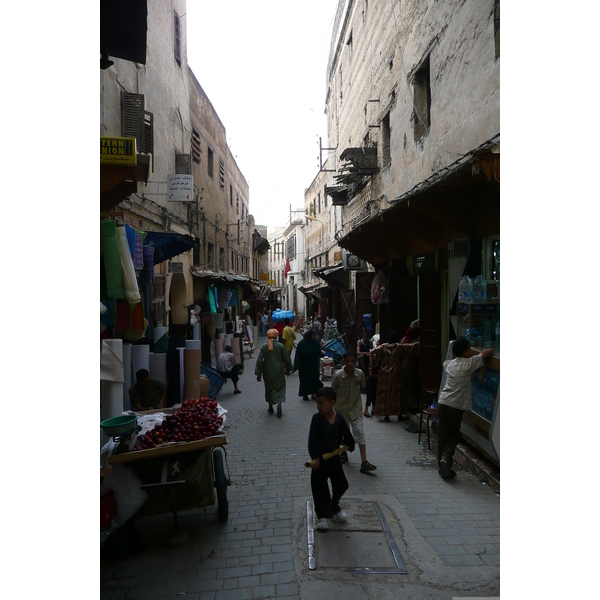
371, 270, 389, 304
271, 309, 295, 323
102, 464, 148, 525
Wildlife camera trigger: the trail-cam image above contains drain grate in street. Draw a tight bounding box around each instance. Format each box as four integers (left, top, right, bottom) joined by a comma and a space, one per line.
307, 500, 408, 574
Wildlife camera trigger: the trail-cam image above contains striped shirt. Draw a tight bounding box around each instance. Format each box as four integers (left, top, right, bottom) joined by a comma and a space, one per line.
438, 355, 484, 411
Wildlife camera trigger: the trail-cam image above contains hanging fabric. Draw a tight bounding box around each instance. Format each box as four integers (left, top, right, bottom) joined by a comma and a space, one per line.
133, 233, 143, 269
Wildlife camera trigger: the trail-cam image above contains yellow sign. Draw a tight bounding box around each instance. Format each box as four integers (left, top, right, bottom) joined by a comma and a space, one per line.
268, 280, 275, 286
334, 251, 342, 261
101, 136, 137, 166
260, 273, 269, 281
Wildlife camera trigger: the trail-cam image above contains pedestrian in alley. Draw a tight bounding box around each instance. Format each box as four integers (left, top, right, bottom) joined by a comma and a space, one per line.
217, 345, 243, 395
282, 317, 296, 359
437, 339, 493, 479
294, 329, 323, 401
260, 310, 268, 337
357, 330, 372, 384
331, 351, 377, 473
308, 386, 356, 530
255, 328, 292, 418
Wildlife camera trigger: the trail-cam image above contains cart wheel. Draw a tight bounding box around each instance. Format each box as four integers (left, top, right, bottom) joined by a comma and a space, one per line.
213, 449, 229, 522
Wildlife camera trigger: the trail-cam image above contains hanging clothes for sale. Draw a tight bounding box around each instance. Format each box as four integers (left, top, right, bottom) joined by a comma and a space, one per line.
140, 245, 155, 284
217, 288, 233, 309
370, 341, 417, 418
133, 233, 143, 270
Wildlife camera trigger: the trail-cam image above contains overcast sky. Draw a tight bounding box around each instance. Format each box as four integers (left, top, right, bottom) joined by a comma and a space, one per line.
186, 0, 339, 230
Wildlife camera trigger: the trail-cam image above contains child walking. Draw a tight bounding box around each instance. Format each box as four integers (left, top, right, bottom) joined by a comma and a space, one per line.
308, 387, 356, 530
331, 351, 377, 473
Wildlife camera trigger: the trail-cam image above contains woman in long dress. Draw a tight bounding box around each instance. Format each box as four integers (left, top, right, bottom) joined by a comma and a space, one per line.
293, 329, 322, 401
255, 329, 292, 418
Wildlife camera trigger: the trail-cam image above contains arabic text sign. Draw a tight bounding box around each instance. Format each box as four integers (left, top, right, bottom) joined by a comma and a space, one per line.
167, 174, 194, 202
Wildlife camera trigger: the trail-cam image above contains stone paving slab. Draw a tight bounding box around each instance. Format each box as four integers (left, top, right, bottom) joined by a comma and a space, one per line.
101, 349, 500, 598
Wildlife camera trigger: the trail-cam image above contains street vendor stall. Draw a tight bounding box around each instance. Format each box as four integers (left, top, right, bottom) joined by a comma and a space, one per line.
101, 398, 230, 548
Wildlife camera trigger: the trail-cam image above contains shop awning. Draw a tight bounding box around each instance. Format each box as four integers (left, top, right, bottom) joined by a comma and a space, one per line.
190, 268, 257, 285
299, 282, 327, 300
337, 140, 500, 265
144, 231, 195, 264
312, 264, 349, 288
100, 154, 151, 212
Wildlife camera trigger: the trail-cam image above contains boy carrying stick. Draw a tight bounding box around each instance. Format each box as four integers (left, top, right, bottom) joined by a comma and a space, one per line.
308, 387, 355, 530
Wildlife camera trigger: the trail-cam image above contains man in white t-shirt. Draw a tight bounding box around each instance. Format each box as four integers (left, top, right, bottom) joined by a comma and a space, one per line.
437, 339, 493, 479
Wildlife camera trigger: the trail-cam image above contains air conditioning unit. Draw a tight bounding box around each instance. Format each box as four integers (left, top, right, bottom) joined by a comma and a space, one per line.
342, 250, 365, 270
448, 238, 470, 259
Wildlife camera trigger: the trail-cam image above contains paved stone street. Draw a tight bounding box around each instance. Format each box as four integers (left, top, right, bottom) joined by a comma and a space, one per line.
101, 340, 500, 599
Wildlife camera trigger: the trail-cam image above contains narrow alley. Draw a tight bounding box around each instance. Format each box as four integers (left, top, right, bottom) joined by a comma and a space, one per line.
101, 340, 500, 600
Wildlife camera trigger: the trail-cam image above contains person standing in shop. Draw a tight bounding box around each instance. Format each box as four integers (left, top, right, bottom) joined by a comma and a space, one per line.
437, 339, 493, 479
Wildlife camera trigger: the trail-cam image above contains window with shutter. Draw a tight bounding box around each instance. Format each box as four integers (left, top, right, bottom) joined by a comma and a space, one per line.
175, 152, 191, 174
207, 147, 214, 178
143, 111, 154, 172
121, 92, 144, 153
174, 11, 182, 66
219, 158, 225, 189
191, 128, 201, 164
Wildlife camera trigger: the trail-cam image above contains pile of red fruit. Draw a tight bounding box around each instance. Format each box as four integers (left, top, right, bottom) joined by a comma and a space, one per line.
134, 398, 223, 451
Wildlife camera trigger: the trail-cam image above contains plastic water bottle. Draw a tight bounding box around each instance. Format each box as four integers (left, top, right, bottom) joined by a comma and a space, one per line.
458, 276, 473, 303
495, 320, 500, 353
473, 275, 487, 301
483, 320, 492, 348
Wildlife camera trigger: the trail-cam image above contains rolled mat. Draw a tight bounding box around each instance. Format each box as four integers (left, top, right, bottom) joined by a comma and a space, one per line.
122, 343, 132, 411
100, 220, 125, 300
184, 348, 202, 382
132, 344, 150, 379
212, 312, 224, 328
154, 332, 169, 354
179, 347, 185, 404
153, 326, 166, 343
167, 336, 186, 407
231, 336, 241, 364
183, 378, 210, 401
218, 333, 226, 340
208, 284, 217, 314
149, 352, 168, 388
101, 340, 124, 421
214, 337, 224, 357
185, 340, 201, 350
116, 226, 141, 304
100, 339, 124, 382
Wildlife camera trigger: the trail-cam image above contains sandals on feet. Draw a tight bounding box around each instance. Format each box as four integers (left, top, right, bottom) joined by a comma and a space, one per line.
360, 461, 377, 473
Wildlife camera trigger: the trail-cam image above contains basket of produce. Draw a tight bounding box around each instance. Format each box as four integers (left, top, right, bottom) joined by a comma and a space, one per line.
101, 414, 138, 437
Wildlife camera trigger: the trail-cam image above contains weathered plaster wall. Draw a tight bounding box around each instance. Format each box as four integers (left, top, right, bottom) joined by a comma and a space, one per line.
325, 0, 500, 235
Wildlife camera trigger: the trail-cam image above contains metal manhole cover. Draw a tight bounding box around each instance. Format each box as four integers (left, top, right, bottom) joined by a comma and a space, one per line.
307, 500, 408, 574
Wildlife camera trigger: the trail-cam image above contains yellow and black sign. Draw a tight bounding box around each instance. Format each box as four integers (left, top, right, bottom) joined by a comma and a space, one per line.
260, 273, 269, 281
101, 137, 137, 166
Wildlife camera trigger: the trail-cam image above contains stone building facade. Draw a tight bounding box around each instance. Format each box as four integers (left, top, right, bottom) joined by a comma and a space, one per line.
101, 0, 263, 330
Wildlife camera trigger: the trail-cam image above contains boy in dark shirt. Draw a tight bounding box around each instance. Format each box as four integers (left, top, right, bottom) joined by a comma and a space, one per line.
308, 386, 356, 529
